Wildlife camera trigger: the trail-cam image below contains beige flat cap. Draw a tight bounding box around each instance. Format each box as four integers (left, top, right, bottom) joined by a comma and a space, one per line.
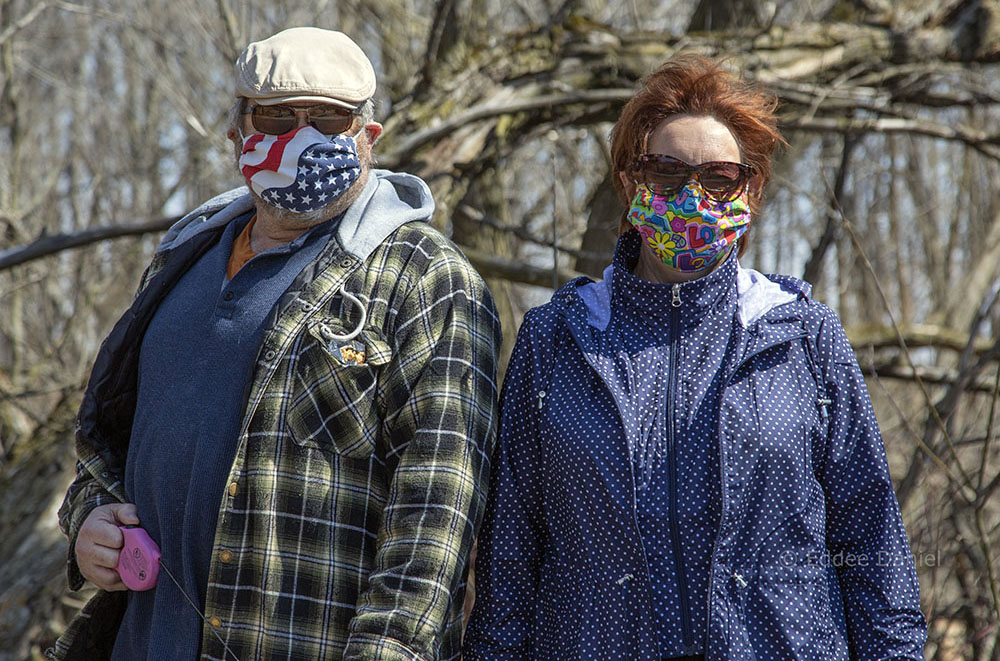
235, 27, 376, 109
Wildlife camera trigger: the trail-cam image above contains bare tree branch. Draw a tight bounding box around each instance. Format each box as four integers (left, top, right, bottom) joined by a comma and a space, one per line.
784, 115, 1000, 160
0, 217, 585, 291
461, 245, 584, 288
829, 174, 978, 502
863, 362, 1000, 393
846, 323, 996, 355
801, 134, 858, 284
456, 204, 608, 262
0, 217, 180, 271
382, 89, 632, 167
0, 0, 50, 48
213, 0, 241, 64
419, 0, 457, 90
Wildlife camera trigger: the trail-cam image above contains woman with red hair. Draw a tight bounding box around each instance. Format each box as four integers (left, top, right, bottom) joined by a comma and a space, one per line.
464, 56, 926, 660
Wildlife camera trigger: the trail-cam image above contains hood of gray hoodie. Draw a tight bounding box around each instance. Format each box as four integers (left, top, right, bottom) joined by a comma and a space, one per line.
156, 169, 435, 260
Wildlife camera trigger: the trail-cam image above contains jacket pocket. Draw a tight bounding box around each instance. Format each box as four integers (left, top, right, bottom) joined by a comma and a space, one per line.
286, 318, 392, 459
753, 562, 843, 657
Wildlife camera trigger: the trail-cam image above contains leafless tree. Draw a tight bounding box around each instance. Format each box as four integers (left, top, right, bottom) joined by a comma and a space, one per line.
1, 0, 1000, 657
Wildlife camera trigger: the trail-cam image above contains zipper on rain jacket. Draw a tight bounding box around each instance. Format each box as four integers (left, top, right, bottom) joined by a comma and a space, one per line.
667, 282, 698, 654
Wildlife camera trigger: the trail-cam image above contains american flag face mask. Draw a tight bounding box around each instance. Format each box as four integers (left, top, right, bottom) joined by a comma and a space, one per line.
239, 125, 362, 214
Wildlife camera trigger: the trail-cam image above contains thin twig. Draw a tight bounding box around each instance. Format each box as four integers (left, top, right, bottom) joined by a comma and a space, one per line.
826, 176, 978, 501
786, 115, 1000, 162
0, 0, 51, 48
978, 367, 1000, 494
868, 357, 968, 491
455, 204, 607, 262
975, 505, 1000, 619
974, 363, 1000, 621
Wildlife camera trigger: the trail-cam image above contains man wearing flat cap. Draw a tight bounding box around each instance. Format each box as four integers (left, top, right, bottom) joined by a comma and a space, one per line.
51, 27, 500, 661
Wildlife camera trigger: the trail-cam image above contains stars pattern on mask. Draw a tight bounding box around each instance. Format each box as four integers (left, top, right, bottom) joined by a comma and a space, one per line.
242, 127, 362, 214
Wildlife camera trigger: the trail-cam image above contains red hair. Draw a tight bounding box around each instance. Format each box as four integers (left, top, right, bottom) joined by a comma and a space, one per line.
610, 55, 785, 254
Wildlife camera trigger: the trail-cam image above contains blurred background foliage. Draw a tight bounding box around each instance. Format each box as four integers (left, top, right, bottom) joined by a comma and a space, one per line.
1, 0, 1000, 658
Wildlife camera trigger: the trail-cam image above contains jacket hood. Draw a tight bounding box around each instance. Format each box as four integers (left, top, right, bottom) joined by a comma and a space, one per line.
156, 169, 434, 259
572, 261, 810, 332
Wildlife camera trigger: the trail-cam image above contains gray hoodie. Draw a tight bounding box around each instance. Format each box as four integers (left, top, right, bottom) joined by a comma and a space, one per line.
158, 169, 436, 261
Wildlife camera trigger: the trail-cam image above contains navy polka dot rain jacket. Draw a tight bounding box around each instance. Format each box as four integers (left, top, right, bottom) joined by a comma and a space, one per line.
465, 231, 926, 660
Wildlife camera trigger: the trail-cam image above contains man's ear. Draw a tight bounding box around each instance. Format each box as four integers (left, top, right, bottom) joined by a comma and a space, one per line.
227, 125, 240, 145
364, 122, 383, 145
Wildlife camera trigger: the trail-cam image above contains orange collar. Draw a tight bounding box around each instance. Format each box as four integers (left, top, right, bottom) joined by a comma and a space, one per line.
226, 215, 257, 279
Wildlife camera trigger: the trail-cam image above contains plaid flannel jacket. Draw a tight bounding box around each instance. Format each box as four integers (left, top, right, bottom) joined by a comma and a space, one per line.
51, 213, 501, 660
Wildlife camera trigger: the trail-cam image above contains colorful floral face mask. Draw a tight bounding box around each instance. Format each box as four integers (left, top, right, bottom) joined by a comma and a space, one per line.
626, 183, 751, 272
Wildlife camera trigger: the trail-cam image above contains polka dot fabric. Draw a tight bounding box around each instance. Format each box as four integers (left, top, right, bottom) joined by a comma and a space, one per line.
465, 231, 927, 660
593, 236, 736, 656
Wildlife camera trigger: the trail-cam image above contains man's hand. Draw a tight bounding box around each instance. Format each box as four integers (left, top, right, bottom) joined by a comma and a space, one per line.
75, 503, 140, 591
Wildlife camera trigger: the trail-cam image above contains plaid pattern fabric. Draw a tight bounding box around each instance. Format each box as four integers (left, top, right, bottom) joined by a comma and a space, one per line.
53, 221, 501, 660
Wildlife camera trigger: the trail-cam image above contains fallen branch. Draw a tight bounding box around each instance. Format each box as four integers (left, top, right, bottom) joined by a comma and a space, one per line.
846, 323, 994, 355
862, 362, 1000, 394
0, 217, 180, 271
0, 217, 585, 290
784, 116, 1000, 160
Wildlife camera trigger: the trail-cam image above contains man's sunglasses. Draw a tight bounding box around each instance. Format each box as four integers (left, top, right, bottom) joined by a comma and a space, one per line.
630, 154, 754, 202
244, 102, 357, 136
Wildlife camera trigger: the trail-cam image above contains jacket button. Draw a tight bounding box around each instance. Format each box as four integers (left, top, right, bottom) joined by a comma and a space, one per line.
219, 550, 233, 563
339, 257, 353, 268
209, 615, 222, 629
228, 482, 239, 497
264, 349, 276, 361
